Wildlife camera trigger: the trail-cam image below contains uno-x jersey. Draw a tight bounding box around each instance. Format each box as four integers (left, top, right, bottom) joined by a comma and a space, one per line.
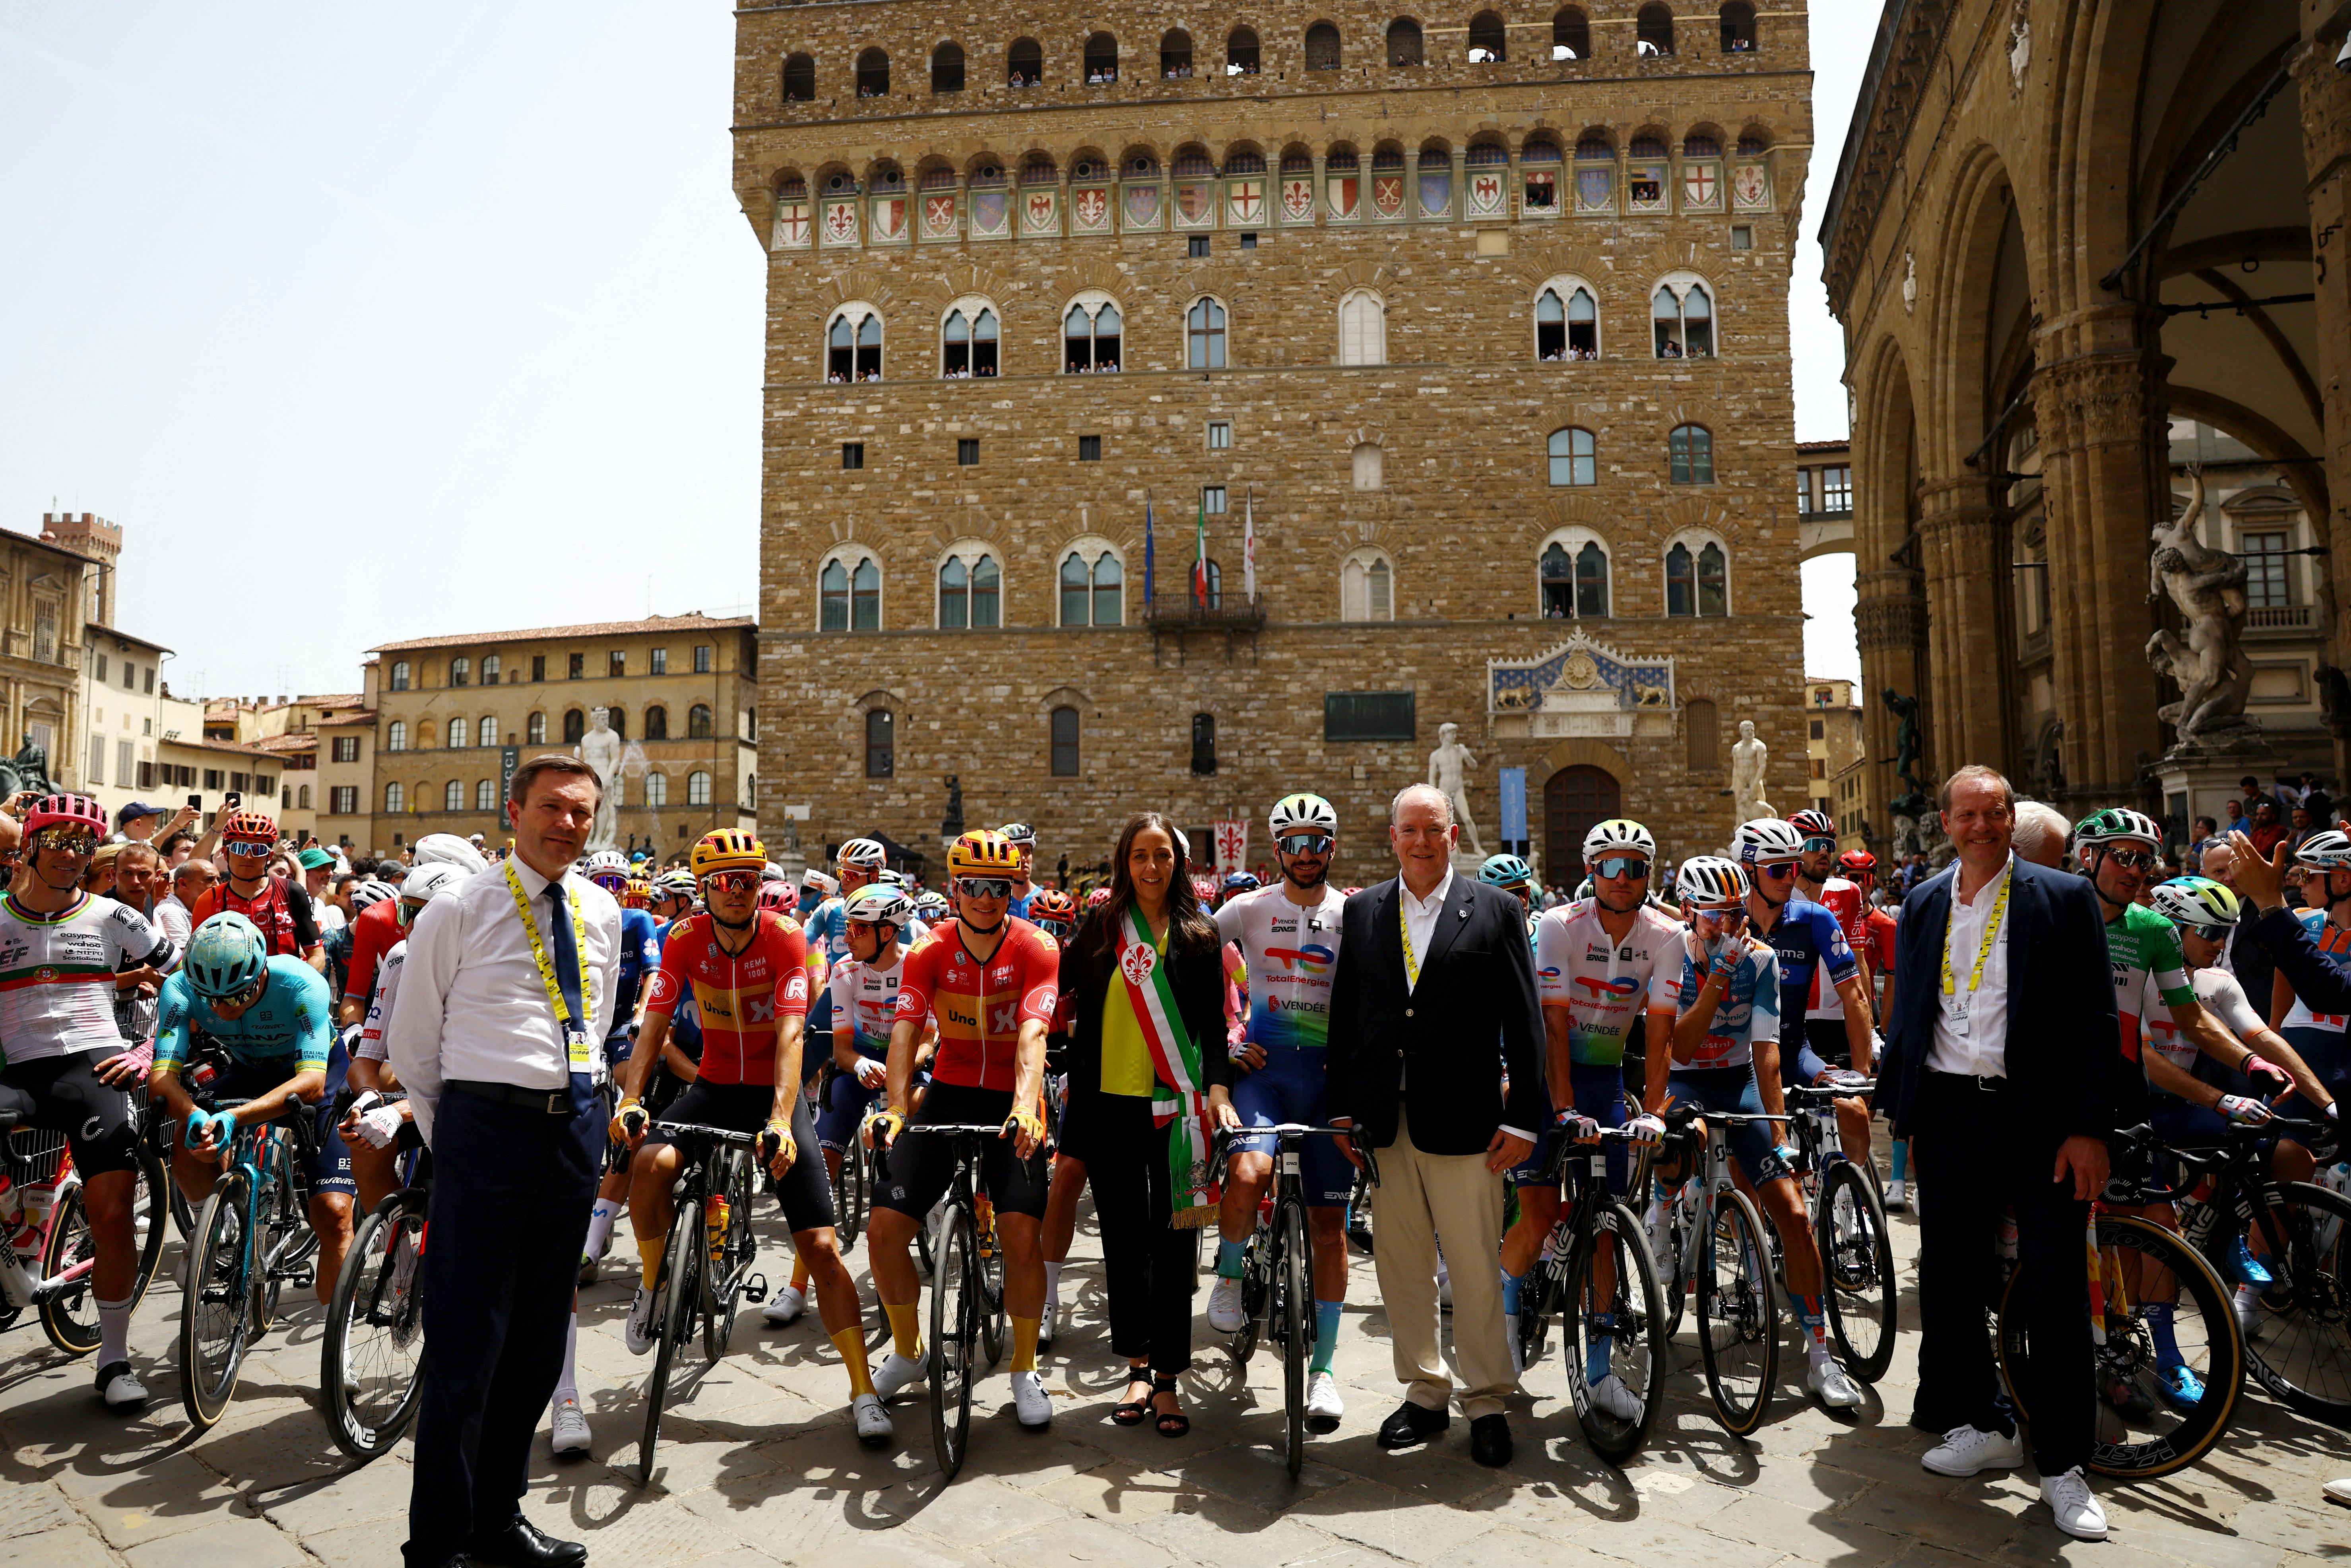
893, 918, 1061, 1091
827, 952, 906, 1059
2280, 907, 2351, 1033
1802, 878, 1865, 1019
642, 912, 820, 1087
0, 893, 174, 1064
1213, 885, 1346, 1050
612, 907, 663, 1035
1533, 899, 1682, 1066
155, 956, 336, 1076
1672, 939, 1782, 1072
1763, 897, 1858, 1041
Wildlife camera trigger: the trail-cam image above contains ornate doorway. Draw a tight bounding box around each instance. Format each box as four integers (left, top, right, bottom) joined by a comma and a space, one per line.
1544, 764, 1622, 889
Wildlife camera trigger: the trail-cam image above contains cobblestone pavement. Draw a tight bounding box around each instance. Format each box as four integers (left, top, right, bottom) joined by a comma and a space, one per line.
2, 1167, 2347, 1568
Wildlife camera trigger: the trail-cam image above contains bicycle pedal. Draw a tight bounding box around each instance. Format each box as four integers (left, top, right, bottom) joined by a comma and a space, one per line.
743, 1273, 768, 1304
289, 1269, 315, 1291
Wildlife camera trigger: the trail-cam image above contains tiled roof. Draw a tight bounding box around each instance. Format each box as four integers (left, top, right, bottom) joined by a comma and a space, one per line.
368, 612, 757, 655
1796, 438, 1851, 455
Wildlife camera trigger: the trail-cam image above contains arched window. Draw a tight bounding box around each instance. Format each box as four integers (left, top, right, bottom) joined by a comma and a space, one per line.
1187, 298, 1228, 368
297, 784, 312, 810
481, 655, 500, 684
1083, 32, 1117, 82
1651, 277, 1715, 357
1008, 37, 1042, 86
932, 41, 965, 93
937, 549, 1002, 630
384, 781, 404, 814
442, 780, 463, 812
1342, 548, 1395, 622
389, 661, 411, 692
1538, 534, 1610, 617
821, 550, 882, 631
688, 704, 714, 739
1050, 707, 1081, 776
1536, 281, 1599, 359
1683, 130, 1721, 158
1720, 1, 1757, 51
644, 706, 669, 740
1468, 11, 1506, 60
1548, 426, 1597, 486
446, 717, 466, 750
563, 708, 586, 744
1160, 29, 1193, 76
1736, 127, 1771, 156
1305, 21, 1342, 70
1226, 27, 1260, 74
1353, 443, 1385, 490
1686, 698, 1720, 769
386, 720, 407, 752
826, 304, 883, 381
1554, 7, 1591, 58
1666, 537, 1729, 615
1637, 3, 1674, 55
1669, 423, 1715, 484
865, 709, 894, 777
1337, 290, 1387, 366
474, 779, 495, 811
687, 770, 712, 806
1387, 17, 1424, 66
450, 657, 471, 687
479, 716, 497, 748
527, 712, 546, 745
1059, 545, 1124, 626
644, 770, 669, 807
1063, 297, 1122, 372
941, 302, 999, 377
782, 54, 815, 102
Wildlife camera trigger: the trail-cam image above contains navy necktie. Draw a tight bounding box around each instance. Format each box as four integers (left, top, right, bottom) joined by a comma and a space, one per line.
545, 882, 585, 1029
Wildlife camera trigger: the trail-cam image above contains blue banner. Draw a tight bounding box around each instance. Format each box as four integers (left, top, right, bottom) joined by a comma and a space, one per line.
1497, 766, 1527, 845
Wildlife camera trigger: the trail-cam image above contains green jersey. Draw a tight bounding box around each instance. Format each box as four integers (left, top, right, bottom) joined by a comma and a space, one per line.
2106, 902, 2193, 1103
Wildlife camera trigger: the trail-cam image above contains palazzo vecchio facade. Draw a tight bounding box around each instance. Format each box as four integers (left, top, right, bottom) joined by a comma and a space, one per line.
736, 0, 1815, 886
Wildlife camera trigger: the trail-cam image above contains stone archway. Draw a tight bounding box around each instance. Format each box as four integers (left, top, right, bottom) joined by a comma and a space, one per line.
1543, 764, 1622, 888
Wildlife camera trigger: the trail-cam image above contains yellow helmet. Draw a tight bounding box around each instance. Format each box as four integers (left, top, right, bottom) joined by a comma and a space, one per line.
621, 878, 652, 910
947, 829, 1022, 879
691, 828, 766, 879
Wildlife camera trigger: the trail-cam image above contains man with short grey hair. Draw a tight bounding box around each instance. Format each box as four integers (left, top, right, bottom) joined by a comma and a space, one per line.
2008, 800, 2072, 869
155, 859, 215, 953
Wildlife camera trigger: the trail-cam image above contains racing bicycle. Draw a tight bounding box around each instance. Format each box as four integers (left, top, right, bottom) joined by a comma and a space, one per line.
1785, 1081, 1897, 1380
635, 1121, 767, 1487
873, 1120, 1009, 1481
322, 1140, 430, 1461
1640, 1102, 1789, 1435
177, 1098, 323, 1430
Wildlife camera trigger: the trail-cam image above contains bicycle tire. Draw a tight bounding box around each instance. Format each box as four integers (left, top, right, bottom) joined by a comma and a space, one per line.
1996, 1212, 2242, 1480
1279, 1197, 1311, 1475
638, 1199, 702, 1487
704, 1158, 755, 1364
250, 1151, 305, 1336
834, 1140, 867, 1251
1818, 1159, 1896, 1382
37, 1144, 169, 1355
1697, 1187, 1778, 1436
322, 1192, 428, 1461
930, 1202, 977, 1481
978, 1207, 1006, 1370
1567, 1201, 1668, 1465
179, 1169, 254, 1432
2238, 1180, 2351, 1426
1654, 1192, 1690, 1343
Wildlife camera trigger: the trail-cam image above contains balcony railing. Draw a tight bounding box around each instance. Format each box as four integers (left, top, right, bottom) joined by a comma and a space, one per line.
2246, 603, 2313, 632
1141, 591, 1267, 631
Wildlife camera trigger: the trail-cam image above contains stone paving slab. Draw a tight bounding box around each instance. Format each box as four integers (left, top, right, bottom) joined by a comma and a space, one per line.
2, 1155, 2348, 1566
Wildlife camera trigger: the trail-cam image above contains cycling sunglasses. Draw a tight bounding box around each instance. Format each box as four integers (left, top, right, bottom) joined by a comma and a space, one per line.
1276, 833, 1335, 857
216, 976, 266, 1010
1755, 861, 1799, 880
956, 876, 1014, 900
2102, 848, 2160, 870
223, 840, 274, 858
701, 869, 760, 894
29, 829, 97, 857
1592, 855, 1650, 881
1800, 836, 1837, 854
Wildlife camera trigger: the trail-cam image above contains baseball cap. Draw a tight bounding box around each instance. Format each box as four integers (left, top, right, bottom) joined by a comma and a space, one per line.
115, 800, 167, 826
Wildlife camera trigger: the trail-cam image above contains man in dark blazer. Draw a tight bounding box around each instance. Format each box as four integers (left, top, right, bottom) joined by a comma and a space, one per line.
1874, 765, 2118, 1542
1327, 783, 1545, 1467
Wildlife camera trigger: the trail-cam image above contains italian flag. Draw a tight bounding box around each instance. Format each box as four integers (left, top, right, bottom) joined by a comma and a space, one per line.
1192, 494, 1210, 607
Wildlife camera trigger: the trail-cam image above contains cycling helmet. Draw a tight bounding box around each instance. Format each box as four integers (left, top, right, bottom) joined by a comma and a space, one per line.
348, 878, 399, 913
400, 863, 467, 905
1575, 877, 1596, 900
1786, 808, 1837, 839
1676, 855, 1750, 907
1085, 887, 1113, 909
690, 828, 766, 878
762, 862, 788, 883
757, 881, 797, 913
185, 912, 269, 999
2150, 876, 2241, 936
1027, 888, 1077, 929
1581, 819, 1656, 861
1479, 853, 1534, 888
2073, 808, 2163, 851
21, 793, 107, 839
220, 808, 278, 845
845, 883, 914, 928
622, 878, 652, 910
412, 832, 487, 871
2294, 829, 2351, 870
655, 869, 698, 901
875, 868, 908, 888
800, 868, 839, 897
1191, 875, 1219, 903
1838, 849, 1878, 877
584, 849, 629, 878
1268, 793, 1340, 837
1223, 871, 1261, 893
1732, 818, 1806, 866
914, 890, 950, 920
837, 837, 888, 872
947, 830, 1021, 879
997, 822, 1036, 849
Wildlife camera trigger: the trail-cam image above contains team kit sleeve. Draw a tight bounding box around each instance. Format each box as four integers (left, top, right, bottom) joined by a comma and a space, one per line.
892, 934, 940, 1026
775, 922, 815, 1018
641, 925, 694, 1019
283, 962, 335, 1072
1532, 911, 1569, 1005
343, 905, 394, 1004
1750, 951, 1784, 1039
2148, 917, 2196, 1007
152, 974, 196, 1074
2202, 971, 2270, 1040
359, 947, 405, 1062
1017, 927, 1061, 1026
1816, 905, 1860, 985
105, 898, 174, 970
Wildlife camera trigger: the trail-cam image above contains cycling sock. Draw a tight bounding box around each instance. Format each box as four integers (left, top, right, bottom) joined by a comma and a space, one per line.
2145, 1301, 2183, 1367
1888, 1141, 1910, 1184
833, 1326, 875, 1396
552, 1313, 579, 1409
1585, 1314, 1614, 1385
96, 1295, 131, 1366
1312, 1300, 1342, 1375
1216, 1239, 1245, 1279
1009, 1314, 1041, 1374
1044, 1260, 1063, 1310
1500, 1268, 1524, 1317
1794, 1294, 1831, 1363
790, 1252, 811, 1294
637, 1236, 666, 1292
583, 1200, 620, 1261
885, 1301, 922, 1360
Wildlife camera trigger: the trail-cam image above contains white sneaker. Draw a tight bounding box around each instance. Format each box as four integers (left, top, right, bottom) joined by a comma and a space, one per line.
2235, 1285, 2264, 1338
172, 1249, 188, 1292
95, 1361, 147, 1410
1437, 1258, 1453, 1312
1207, 1275, 1246, 1334
1010, 1368, 1052, 1428
874, 1349, 928, 1399
624, 1287, 659, 1355
550, 1396, 591, 1457
761, 1284, 806, 1326
2324, 1476, 2351, 1507
1883, 1179, 1908, 1213
852, 1392, 894, 1447
1589, 1372, 1644, 1421
1806, 1357, 1864, 1410
2041, 1467, 2107, 1541
1305, 1370, 1344, 1430
1921, 1424, 2024, 1477
1505, 1312, 1523, 1376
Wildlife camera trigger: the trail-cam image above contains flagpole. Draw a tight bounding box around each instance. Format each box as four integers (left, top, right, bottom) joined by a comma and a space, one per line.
1143, 493, 1155, 611
1243, 489, 1257, 605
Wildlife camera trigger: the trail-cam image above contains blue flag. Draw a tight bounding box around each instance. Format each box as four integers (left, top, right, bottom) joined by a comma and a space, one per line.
1144, 498, 1156, 603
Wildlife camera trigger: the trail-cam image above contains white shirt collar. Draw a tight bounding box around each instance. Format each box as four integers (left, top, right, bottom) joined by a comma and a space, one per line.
1400, 866, 1454, 912
1953, 851, 2014, 908
506, 855, 561, 899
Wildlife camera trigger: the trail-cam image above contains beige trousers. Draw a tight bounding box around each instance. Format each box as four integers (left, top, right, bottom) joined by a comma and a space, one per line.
1368, 1105, 1512, 1420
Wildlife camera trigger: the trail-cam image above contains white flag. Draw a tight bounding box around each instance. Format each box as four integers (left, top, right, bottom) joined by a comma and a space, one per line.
1243, 491, 1257, 602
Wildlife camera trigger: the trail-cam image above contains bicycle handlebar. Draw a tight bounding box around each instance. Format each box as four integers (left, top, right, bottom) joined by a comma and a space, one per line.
1208, 1121, 1381, 1186
1787, 1080, 1877, 1103
650, 1121, 764, 1149
1665, 1105, 1791, 1128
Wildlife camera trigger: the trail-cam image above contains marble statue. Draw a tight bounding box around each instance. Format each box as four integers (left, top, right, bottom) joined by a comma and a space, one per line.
1427, 723, 1487, 856
2147, 469, 2258, 747
1729, 719, 1771, 824
575, 707, 622, 851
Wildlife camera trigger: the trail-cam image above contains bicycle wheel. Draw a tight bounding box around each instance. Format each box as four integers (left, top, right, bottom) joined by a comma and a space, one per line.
2233, 1180, 2351, 1425
637, 1200, 702, 1486
1279, 1197, 1312, 1473
322, 1192, 428, 1461
179, 1170, 254, 1432
1697, 1188, 1778, 1436
1566, 1202, 1667, 1463
1996, 1213, 2242, 1480
36, 1182, 103, 1356
834, 1140, 867, 1251
704, 1159, 756, 1363
1818, 1160, 1897, 1382
1646, 1176, 1690, 1343
978, 1207, 1006, 1370
1515, 1253, 1557, 1374
930, 1202, 977, 1481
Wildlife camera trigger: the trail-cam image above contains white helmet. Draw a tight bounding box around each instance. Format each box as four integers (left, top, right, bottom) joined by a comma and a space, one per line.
1269, 792, 1340, 837
1581, 818, 1656, 861
2295, 830, 2351, 870
413, 832, 488, 872
584, 849, 629, 878
837, 838, 888, 871
400, 863, 468, 905
1732, 818, 1806, 867
1677, 856, 1750, 907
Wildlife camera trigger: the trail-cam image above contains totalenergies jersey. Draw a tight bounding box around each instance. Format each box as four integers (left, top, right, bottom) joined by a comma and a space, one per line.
0, 892, 175, 1064
1532, 899, 1682, 1067
805, 893, 926, 968
1802, 877, 1865, 1019
826, 951, 906, 1060
1213, 885, 1346, 1050
2279, 907, 2351, 1033
1671, 939, 1782, 1072
642, 911, 821, 1087
892, 918, 1061, 1091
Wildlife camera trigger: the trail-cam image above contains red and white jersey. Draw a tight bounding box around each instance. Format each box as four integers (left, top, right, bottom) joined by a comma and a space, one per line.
893, 919, 1060, 1091
826, 950, 905, 1058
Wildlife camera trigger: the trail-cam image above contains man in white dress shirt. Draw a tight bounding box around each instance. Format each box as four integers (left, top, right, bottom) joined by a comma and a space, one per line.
389, 756, 619, 1568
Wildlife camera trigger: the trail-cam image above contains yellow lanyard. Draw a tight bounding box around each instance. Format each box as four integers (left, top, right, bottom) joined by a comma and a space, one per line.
1941, 870, 2011, 998
1399, 894, 1422, 989
505, 864, 596, 1071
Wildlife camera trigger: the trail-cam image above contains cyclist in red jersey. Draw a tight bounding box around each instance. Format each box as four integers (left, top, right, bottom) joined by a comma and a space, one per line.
1841, 848, 1912, 1206
865, 830, 1060, 1430
190, 808, 325, 973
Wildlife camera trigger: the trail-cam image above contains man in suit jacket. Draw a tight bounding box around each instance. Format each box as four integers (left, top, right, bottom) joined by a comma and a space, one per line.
1874, 765, 2118, 1542
1327, 784, 1545, 1467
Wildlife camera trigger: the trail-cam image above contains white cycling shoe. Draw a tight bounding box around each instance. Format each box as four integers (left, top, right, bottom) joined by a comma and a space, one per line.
1305, 1370, 1344, 1431
874, 1349, 929, 1399
1588, 1373, 1644, 1421
2324, 1476, 2351, 1507
2041, 1467, 2107, 1541
95, 1361, 147, 1411
1038, 1301, 1057, 1352
550, 1397, 591, 1457
1010, 1368, 1053, 1428
1207, 1275, 1246, 1334
1806, 1358, 1864, 1410
852, 1392, 894, 1447
762, 1285, 807, 1326
1920, 1424, 2023, 1477
624, 1287, 659, 1355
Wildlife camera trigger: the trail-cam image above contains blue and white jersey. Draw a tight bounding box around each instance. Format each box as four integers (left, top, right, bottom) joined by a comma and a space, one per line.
1763, 897, 1856, 1045
1672, 941, 1781, 1073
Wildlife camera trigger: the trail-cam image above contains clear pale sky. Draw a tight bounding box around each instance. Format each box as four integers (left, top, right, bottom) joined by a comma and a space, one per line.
0, 1, 1874, 698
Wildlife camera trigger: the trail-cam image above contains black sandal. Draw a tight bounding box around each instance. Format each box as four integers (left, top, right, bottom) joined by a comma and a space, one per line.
1151, 1372, 1189, 1438
1112, 1369, 1153, 1427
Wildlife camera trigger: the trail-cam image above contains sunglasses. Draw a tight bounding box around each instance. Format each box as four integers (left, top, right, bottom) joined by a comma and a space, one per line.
590, 872, 629, 892
1756, 862, 1798, 880
1277, 833, 1334, 857
1800, 837, 1837, 854
224, 840, 273, 859
1592, 855, 1650, 881
31, 831, 97, 857
2103, 849, 2160, 870
702, 870, 760, 894
217, 977, 266, 1010
957, 877, 1013, 900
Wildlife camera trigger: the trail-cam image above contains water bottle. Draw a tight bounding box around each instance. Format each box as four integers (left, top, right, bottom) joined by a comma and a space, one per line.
706, 1196, 731, 1268
0, 1246, 32, 1312
2314, 1163, 2351, 1256
0, 1173, 35, 1261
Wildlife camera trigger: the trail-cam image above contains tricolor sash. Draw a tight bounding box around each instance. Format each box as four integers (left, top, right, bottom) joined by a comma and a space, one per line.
1117, 908, 1218, 1228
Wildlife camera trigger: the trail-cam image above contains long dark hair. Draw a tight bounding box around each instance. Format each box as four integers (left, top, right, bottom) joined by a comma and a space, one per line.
1073, 811, 1218, 964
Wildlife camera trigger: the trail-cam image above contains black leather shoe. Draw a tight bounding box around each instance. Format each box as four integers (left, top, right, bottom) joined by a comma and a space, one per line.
1470, 1413, 1513, 1467
462, 1518, 586, 1568
1376, 1400, 1450, 1449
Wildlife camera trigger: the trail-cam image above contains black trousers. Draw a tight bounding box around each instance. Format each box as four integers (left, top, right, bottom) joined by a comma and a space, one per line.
1911, 1071, 2093, 1475
404, 1080, 601, 1567
1067, 1085, 1198, 1375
